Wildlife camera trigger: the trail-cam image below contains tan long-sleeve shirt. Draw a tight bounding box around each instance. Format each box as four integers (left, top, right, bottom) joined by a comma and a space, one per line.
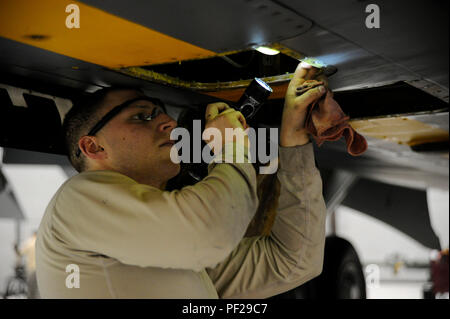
36, 142, 326, 298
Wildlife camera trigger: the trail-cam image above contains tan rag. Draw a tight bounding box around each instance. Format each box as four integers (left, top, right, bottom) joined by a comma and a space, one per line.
301, 86, 368, 156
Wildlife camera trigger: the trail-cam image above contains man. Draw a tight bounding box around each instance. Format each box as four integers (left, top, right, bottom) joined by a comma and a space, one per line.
36, 62, 327, 298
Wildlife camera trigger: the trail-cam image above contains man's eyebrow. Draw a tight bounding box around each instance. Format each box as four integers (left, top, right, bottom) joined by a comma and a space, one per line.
126, 103, 158, 112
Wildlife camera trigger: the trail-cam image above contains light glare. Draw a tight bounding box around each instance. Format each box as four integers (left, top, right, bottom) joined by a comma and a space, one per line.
255, 46, 280, 56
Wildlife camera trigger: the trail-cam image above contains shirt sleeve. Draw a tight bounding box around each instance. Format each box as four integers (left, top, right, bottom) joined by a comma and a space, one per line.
205, 142, 327, 298
50, 142, 258, 272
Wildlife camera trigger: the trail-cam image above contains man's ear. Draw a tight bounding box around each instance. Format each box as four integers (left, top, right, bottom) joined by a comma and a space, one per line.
78, 136, 107, 160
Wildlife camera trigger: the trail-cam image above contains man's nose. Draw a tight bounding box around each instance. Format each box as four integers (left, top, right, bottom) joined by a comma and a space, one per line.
157, 114, 177, 132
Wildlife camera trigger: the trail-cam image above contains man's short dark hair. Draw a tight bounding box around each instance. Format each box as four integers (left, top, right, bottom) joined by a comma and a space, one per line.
63, 86, 143, 172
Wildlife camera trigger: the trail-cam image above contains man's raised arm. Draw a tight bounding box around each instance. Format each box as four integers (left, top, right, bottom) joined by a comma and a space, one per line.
205, 63, 328, 298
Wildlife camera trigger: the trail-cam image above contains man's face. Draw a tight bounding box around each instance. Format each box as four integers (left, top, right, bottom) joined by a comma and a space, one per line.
92, 89, 180, 186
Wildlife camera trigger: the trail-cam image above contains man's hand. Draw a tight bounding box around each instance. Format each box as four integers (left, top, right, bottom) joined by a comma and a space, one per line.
280, 63, 327, 147
203, 102, 249, 154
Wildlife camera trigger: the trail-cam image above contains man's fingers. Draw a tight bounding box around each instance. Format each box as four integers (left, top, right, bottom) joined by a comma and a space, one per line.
315, 74, 329, 89
294, 62, 310, 81
218, 109, 247, 128
287, 62, 319, 96
205, 106, 248, 130
304, 67, 318, 80
233, 110, 247, 129
287, 63, 307, 93
296, 85, 326, 107
296, 80, 324, 95
205, 102, 231, 120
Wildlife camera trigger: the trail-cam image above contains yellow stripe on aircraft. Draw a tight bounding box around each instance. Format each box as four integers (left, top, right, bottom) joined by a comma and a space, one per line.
0, 0, 215, 68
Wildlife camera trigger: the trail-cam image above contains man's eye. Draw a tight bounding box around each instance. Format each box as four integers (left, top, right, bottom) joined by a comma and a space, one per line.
131, 107, 165, 122
133, 113, 153, 121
